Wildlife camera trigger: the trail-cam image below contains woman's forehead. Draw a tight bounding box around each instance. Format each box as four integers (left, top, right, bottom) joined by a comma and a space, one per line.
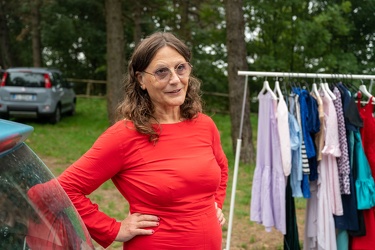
148, 47, 185, 67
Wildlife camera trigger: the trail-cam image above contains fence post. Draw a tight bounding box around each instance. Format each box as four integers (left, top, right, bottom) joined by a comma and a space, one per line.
86, 81, 93, 97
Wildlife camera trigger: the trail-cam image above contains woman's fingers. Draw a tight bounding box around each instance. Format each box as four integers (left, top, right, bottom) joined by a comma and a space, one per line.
215, 206, 226, 226
115, 213, 159, 242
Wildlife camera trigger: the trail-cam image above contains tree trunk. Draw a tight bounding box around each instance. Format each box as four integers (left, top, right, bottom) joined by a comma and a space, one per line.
178, 0, 191, 43
0, 1, 14, 68
105, 0, 125, 124
132, 1, 142, 45
224, 0, 255, 164
30, 0, 42, 67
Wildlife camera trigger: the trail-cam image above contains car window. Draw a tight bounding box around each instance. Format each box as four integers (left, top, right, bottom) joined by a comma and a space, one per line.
0, 143, 94, 250
6, 72, 45, 88
52, 72, 63, 88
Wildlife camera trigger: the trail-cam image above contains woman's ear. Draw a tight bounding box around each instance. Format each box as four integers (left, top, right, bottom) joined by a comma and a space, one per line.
136, 72, 146, 90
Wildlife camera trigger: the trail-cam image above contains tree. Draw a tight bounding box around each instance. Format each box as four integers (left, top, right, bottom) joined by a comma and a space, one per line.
225, 0, 254, 164
30, 0, 43, 67
0, 1, 15, 68
105, 0, 125, 124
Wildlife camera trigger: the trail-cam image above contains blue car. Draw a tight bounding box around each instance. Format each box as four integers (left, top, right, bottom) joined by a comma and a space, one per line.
0, 119, 94, 249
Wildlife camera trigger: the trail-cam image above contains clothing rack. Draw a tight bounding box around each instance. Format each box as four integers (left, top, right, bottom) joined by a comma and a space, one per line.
225, 71, 375, 250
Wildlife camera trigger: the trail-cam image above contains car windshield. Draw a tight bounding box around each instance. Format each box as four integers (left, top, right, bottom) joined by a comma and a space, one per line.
6, 72, 45, 88
0, 143, 94, 250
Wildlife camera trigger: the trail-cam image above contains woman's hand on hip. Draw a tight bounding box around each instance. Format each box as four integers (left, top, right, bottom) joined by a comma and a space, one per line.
215, 202, 226, 226
115, 212, 159, 242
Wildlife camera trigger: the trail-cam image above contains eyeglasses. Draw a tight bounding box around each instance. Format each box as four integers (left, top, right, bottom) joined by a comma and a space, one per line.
143, 62, 192, 83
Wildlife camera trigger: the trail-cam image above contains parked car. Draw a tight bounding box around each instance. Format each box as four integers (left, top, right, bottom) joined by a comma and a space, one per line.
0, 118, 95, 249
0, 67, 76, 124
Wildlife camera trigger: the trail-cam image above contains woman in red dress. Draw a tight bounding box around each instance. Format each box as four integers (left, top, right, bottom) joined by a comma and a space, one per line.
58, 32, 228, 249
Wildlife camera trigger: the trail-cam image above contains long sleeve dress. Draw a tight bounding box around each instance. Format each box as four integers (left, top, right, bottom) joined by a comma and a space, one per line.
58, 113, 228, 250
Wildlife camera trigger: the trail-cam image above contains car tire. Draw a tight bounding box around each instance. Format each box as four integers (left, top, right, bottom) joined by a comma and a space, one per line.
67, 101, 76, 116
49, 106, 61, 124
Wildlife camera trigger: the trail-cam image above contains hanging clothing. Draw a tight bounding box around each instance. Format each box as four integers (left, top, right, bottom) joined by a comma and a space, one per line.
276, 96, 292, 176
305, 92, 320, 181
346, 130, 366, 236
310, 92, 325, 162
333, 87, 351, 194
320, 94, 343, 216
303, 180, 319, 250
250, 92, 286, 234
288, 95, 303, 198
351, 96, 375, 249
334, 83, 364, 235
284, 176, 300, 250
289, 112, 303, 198
315, 94, 343, 250
292, 88, 311, 198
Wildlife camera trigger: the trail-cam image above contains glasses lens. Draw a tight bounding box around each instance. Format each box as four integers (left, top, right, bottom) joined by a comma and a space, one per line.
175, 63, 191, 77
154, 68, 170, 82
151, 63, 192, 83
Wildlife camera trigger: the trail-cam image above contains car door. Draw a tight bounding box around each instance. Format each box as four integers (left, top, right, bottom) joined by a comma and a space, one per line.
52, 72, 70, 112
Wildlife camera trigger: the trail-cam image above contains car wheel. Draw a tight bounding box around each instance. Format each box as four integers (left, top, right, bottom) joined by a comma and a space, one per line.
49, 106, 61, 124
67, 101, 76, 116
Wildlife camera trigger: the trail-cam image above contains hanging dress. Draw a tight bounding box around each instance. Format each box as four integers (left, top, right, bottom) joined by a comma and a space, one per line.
317, 94, 342, 250
250, 92, 286, 234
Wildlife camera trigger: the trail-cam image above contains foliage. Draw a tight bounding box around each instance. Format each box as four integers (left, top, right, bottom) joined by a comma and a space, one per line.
2, 0, 375, 111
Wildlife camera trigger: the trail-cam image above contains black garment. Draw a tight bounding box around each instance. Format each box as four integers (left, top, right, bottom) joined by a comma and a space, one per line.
337, 83, 363, 130
284, 176, 301, 250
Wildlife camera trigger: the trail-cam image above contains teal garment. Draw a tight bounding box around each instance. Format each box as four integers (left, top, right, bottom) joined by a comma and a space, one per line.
336, 230, 348, 250
353, 131, 375, 210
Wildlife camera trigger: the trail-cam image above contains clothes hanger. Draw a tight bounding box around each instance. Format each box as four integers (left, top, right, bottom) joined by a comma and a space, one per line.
319, 78, 332, 101
311, 82, 323, 106
358, 80, 372, 99
357, 80, 375, 105
323, 78, 336, 100
259, 78, 277, 100
274, 77, 284, 100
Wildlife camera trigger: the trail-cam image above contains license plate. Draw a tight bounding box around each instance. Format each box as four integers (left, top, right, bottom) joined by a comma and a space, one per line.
11, 94, 36, 101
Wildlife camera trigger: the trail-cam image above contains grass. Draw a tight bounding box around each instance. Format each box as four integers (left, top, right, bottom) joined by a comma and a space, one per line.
25, 97, 110, 165
21, 96, 305, 249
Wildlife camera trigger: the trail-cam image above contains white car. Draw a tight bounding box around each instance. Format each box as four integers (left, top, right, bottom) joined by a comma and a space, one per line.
0, 67, 76, 124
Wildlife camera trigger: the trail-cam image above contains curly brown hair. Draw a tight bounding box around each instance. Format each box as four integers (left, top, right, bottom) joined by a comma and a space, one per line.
116, 32, 202, 142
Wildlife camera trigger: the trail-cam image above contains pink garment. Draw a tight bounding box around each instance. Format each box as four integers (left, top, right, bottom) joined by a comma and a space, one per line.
316, 94, 343, 250
303, 181, 319, 250
321, 94, 343, 215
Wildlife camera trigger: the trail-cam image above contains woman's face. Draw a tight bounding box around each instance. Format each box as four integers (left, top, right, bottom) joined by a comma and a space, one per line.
138, 46, 189, 113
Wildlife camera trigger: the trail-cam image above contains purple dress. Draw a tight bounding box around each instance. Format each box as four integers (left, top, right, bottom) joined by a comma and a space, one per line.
250, 92, 286, 234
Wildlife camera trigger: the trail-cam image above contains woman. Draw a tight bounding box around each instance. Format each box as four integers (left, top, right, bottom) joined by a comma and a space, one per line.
58, 32, 228, 249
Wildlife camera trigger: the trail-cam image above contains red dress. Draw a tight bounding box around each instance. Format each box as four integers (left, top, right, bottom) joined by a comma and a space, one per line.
58, 113, 228, 249
352, 96, 375, 249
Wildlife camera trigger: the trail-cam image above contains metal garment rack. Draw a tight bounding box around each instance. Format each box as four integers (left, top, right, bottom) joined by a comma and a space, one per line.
225, 70, 375, 250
